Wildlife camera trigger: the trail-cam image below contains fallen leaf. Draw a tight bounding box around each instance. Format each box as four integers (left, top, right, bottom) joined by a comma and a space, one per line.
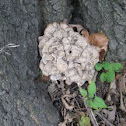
106, 79, 119, 104
99, 49, 106, 62
58, 113, 75, 126
69, 25, 109, 61
35, 75, 50, 83
117, 73, 126, 112
118, 73, 126, 94
88, 32, 108, 49
120, 92, 126, 112
82, 30, 109, 62
81, 28, 89, 39
61, 96, 74, 111
102, 106, 116, 122
119, 118, 126, 126
58, 121, 67, 126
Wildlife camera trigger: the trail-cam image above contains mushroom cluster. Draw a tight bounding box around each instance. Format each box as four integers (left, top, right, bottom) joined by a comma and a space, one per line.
39, 22, 100, 86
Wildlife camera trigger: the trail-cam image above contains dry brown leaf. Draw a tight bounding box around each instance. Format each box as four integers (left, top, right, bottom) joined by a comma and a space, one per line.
119, 118, 126, 126
81, 28, 90, 39
88, 32, 108, 49
35, 74, 50, 83
99, 49, 106, 62
116, 74, 122, 80
82, 30, 109, 61
118, 73, 126, 94
102, 106, 116, 122
120, 92, 126, 112
58, 113, 74, 126
106, 80, 119, 104
89, 32, 108, 62
58, 121, 67, 126
117, 73, 126, 112
61, 96, 74, 111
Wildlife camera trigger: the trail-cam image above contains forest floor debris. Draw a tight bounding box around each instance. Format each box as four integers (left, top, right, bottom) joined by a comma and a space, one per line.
47, 62, 126, 126
39, 22, 126, 126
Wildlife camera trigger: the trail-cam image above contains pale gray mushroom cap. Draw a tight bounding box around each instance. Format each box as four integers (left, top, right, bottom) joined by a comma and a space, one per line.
39, 22, 100, 86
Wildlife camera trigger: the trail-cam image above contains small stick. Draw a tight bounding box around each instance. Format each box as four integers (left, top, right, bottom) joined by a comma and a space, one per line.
83, 98, 99, 126
96, 112, 115, 126
116, 112, 120, 125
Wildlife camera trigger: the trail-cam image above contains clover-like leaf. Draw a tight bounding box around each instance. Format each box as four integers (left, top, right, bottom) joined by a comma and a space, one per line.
80, 89, 87, 97
93, 96, 108, 109
95, 63, 102, 71
88, 97, 108, 109
100, 72, 106, 82
111, 63, 123, 72
88, 81, 96, 98
102, 61, 111, 70
87, 100, 98, 109
106, 69, 115, 83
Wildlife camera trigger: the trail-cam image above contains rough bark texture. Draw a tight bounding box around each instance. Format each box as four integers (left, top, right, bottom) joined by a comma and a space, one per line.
0, 0, 126, 126
0, 0, 61, 126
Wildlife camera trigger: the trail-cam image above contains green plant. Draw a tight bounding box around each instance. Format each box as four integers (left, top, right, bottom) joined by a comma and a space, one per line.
95, 61, 123, 83
80, 81, 108, 110
79, 115, 91, 126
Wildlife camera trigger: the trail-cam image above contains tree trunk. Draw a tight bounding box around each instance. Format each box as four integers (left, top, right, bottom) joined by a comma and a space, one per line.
0, 0, 60, 126
0, 0, 125, 126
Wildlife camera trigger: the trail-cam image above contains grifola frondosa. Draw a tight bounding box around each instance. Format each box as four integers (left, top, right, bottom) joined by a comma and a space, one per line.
39, 22, 100, 86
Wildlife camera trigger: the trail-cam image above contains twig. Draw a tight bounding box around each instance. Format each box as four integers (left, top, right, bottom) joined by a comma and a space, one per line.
0, 43, 20, 55
83, 98, 99, 126
96, 112, 115, 126
74, 97, 81, 109
120, 92, 126, 112
116, 112, 120, 125
92, 71, 98, 82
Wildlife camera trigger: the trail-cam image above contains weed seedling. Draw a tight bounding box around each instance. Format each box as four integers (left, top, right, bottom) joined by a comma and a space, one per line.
80, 81, 108, 110
95, 61, 123, 83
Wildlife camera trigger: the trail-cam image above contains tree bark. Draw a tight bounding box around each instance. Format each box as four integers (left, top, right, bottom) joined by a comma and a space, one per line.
0, 0, 60, 126
0, 0, 126, 125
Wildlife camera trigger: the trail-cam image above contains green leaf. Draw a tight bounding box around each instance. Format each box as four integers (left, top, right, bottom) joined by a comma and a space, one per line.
102, 61, 111, 70
80, 89, 87, 97
106, 69, 115, 83
100, 69, 115, 83
88, 81, 96, 98
95, 63, 102, 71
79, 116, 91, 126
88, 97, 108, 109
93, 97, 108, 109
111, 63, 123, 72
100, 73, 106, 82
87, 100, 98, 109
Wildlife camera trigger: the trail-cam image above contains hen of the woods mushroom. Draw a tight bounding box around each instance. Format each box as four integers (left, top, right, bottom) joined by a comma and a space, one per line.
39, 22, 100, 86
